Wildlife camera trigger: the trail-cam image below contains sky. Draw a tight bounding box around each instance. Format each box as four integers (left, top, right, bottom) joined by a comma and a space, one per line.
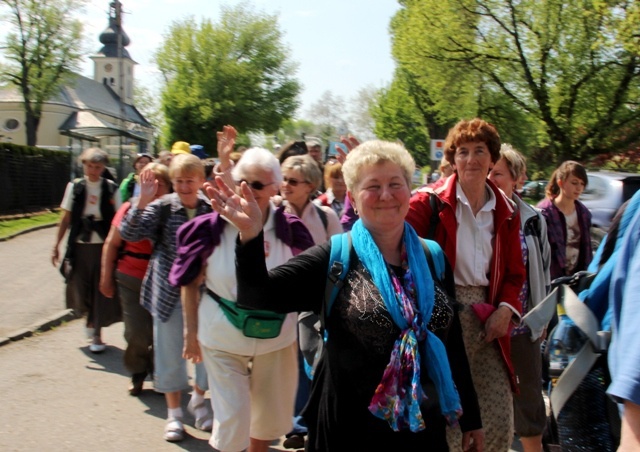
79, 0, 400, 119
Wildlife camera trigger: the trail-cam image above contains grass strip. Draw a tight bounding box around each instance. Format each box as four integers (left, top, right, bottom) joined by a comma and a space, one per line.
0, 211, 61, 239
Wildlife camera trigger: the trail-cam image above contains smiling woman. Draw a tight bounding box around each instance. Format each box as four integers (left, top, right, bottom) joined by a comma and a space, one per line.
198, 138, 483, 451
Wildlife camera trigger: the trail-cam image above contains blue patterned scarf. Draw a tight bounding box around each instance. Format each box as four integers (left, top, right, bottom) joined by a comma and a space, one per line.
351, 219, 462, 431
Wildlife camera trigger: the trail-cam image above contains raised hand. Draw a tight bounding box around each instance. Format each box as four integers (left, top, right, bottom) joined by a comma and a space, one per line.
217, 125, 237, 170
206, 176, 263, 242
334, 135, 360, 164
137, 168, 158, 209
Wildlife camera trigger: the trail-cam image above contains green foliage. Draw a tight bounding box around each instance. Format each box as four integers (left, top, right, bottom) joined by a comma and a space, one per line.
0, 141, 71, 163
389, 0, 640, 169
0, 0, 86, 146
155, 2, 301, 154
0, 211, 60, 240
371, 73, 431, 166
134, 84, 164, 152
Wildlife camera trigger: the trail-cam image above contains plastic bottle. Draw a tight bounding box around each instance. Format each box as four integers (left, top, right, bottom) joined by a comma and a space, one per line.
545, 305, 588, 380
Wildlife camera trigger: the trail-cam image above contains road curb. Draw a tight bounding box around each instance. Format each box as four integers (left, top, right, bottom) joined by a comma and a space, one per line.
0, 309, 76, 346
0, 222, 58, 242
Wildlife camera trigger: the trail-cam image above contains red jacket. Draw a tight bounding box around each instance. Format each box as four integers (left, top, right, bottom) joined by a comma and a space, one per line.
407, 174, 525, 391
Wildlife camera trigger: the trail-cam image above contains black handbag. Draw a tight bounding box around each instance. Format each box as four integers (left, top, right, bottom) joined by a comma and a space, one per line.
59, 257, 73, 283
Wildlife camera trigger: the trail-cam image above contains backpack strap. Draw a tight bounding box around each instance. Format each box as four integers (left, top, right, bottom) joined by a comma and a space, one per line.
550, 284, 609, 419
427, 194, 441, 240
314, 204, 328, 231
324, 232, 351, 321
421, 238, 457, 303
155, 201, 172, 246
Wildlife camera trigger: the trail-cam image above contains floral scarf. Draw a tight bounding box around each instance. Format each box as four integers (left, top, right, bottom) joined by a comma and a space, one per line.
351, 220, 462, 432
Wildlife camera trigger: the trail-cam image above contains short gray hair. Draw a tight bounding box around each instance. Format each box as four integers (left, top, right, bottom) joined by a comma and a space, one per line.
79, 147, 109, 165
499, 143, 527, 181
232, 147, 282, 185
281, 154, 323, 192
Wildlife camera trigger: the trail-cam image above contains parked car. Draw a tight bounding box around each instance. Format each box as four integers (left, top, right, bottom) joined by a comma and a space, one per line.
521, 180, 548, 200
582, 171, 640, 231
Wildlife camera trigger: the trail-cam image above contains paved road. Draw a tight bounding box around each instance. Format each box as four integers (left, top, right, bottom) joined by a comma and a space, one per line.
0, 227, 525, 451
0, 227, 291, 451
0, 226, 67, 338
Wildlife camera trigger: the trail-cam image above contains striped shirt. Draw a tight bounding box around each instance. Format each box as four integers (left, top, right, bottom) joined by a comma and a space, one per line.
119, 192, 212, 321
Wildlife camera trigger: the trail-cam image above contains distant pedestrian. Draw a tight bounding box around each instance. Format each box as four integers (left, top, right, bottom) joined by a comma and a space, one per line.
537, 160, 592, 281
170, 141, 192, 156
157, 150, 173, 167
119, 153, 154, 203
313, 160, 347, 219
277, 140, 308, 165
51, 147, 123, 353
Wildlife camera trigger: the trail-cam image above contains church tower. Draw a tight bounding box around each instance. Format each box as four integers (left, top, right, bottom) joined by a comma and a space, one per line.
90, 1, 136, 105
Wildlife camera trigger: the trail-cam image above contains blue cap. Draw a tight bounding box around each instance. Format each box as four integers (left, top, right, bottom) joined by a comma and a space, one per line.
190, 144, 207, 159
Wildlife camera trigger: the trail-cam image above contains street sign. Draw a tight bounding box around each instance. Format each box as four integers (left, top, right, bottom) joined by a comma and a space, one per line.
430, 139, 445, 161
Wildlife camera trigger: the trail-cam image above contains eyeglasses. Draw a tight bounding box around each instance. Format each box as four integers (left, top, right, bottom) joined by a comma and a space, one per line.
234, 179, 274, 191
283, 176, 310, 187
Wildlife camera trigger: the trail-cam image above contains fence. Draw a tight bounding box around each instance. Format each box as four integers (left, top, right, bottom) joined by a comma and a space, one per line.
0, 143, 72, 215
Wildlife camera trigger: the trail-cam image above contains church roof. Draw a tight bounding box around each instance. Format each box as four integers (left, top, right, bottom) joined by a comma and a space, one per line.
59, 110, 148, 141
0, 74, 152, 129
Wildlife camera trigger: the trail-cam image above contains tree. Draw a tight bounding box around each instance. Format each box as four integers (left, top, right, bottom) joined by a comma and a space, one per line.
155, 2, 300, 154
0, 0, 85, 146
134, 84, 164, 153
348, 85, 378, 141
306, 90, 348, 143
390, 0, 640, 165
371, 72, 432, 167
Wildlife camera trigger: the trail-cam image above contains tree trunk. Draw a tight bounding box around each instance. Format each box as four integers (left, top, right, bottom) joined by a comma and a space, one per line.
24, 105, 40, 147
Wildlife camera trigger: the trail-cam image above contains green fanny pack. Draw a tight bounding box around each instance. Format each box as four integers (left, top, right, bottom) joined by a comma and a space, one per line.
207, 289, 285, 339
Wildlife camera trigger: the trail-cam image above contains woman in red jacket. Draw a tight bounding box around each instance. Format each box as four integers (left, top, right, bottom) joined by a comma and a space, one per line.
407, 118, 526, 452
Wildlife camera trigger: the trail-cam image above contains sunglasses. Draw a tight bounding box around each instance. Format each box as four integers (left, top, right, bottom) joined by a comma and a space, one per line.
283, 176, 310, 187
234, 179, 274, 191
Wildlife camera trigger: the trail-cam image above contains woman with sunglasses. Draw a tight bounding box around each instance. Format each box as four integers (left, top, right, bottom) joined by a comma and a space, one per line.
170, 132, 315, 452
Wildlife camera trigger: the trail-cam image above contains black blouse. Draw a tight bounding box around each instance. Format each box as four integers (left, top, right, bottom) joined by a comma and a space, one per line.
236, 232, 482, 451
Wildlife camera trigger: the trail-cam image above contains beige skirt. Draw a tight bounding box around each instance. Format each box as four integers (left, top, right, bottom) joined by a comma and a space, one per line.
446, 285, 514, 452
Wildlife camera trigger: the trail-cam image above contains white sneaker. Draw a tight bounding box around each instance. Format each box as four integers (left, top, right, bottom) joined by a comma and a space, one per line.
187, 397, 213, 431
163, 417, 185, 442
89, 337, 106, 353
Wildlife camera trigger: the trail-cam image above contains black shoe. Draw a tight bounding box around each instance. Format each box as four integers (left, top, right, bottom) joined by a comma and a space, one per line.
283, 434, 305, 449
129, 372, 146, 396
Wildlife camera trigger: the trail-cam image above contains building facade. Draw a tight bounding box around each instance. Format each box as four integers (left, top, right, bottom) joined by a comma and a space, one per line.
0, 1, 153, 179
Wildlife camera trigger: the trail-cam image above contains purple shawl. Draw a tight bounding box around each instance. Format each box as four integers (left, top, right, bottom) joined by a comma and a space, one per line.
169, 205, 314, 287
